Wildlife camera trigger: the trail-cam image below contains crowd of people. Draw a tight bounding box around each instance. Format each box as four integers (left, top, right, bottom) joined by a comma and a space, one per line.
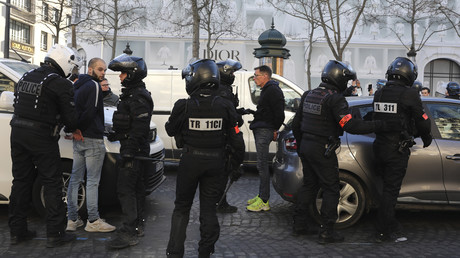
7, 43, 459, 257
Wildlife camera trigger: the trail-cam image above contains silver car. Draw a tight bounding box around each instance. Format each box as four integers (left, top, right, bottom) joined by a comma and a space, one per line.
272, 97, 460, 229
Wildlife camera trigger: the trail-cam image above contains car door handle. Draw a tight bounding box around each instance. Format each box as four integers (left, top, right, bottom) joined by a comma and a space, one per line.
446, 154, 460, 160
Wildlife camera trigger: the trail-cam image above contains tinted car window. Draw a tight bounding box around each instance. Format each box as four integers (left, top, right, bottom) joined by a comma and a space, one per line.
0, 72, 15, 92
249, 77, 302, 112
426, 103, 460, 140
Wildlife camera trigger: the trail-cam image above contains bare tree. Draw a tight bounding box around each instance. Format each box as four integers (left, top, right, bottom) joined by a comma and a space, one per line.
315, 0, 368, 61
76, 0, 151, 59
267, 0, 320, 90
40, 0, 73, 44
160, 0, 245, 60
368, 0, 457, 60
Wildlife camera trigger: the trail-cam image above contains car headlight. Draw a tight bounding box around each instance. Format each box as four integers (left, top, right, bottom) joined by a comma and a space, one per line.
148, 128, 157, 142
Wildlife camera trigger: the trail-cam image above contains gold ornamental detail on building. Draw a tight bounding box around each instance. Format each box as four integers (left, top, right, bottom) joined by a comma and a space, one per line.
11, 41, 35, 55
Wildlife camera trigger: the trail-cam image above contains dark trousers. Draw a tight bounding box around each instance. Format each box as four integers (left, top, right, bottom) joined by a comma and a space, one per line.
373, 140, 410, 234
117, 159, 146, 235
294, 138, 340, 228
9, 126, 66, 237
167, 152, 225, 257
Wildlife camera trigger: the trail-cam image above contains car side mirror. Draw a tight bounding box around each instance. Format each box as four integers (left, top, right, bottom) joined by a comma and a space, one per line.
292, 98, 301, 112
0, 91, 15, 111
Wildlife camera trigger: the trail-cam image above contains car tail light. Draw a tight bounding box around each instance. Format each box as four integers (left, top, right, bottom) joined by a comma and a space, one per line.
285, 137, 297, 151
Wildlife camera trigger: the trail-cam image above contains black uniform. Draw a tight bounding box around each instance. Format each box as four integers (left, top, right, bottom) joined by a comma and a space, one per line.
112, 81, 153, 237
166, 94, 244, 257
292, 83, 384, 236
9, 64, 77, 239
372, 80, 431, 237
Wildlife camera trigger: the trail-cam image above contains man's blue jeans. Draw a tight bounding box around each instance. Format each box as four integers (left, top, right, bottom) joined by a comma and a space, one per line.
67, 138, 105, 221
253, 128, 273, 201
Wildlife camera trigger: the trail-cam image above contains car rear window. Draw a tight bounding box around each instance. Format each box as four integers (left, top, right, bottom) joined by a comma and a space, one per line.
426, 103, 460, 140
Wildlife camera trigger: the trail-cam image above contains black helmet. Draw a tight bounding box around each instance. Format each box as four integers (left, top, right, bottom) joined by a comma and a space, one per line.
108, 54, 147, 85
217, 59, 242, 85
386, 57, 418, 85
446, 81, 460, 96
182, 59, 220, 95
412, 81, 423, 92
321, 60, 357, 92
376, 79, 387, 90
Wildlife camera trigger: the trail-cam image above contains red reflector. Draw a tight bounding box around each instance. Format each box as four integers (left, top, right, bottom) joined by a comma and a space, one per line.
283, 193, 293, 198
285, 138, 297, 150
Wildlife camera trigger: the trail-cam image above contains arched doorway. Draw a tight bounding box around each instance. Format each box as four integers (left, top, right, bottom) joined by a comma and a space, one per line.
424, 59, 460, 97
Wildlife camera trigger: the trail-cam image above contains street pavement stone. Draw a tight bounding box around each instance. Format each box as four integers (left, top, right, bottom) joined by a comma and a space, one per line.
1, 165, 460, 257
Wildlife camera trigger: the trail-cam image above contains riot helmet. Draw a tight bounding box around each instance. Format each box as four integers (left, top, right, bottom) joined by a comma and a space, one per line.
108, 54, 147, 85
376, 79, 387, 90
412, 81, 423, 92
182, 59, 220, 95
386, 57, 418, 85
217, 59, 242, 85
446, 81, 460, 96
321, 60, 357, 92
45, 44, 82, 78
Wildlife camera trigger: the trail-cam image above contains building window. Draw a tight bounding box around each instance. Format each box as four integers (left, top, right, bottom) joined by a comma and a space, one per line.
11, 0, 31, 12
66, 15, 71, 27
51, 8, 59, 24
10, 20, 31, 44
42, 3, 49, 21
41, 31, 48, 51
424, 59, 460, 97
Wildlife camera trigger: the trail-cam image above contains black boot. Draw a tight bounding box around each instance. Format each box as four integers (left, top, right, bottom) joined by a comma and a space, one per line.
318, 225, 344, 244
216, 197, 237, 213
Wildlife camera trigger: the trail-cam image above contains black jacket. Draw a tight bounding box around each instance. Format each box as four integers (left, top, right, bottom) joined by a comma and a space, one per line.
249, 80, 285, 131
73, 74, 105, 139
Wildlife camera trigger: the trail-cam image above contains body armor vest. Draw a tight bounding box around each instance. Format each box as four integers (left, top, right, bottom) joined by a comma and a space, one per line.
182, 96, 227, 149
114, 86, 153, 135
14, 69, 61, 125
300, 87, 341, 137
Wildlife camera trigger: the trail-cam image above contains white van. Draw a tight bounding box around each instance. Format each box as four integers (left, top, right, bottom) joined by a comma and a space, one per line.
106, 70, 304, 164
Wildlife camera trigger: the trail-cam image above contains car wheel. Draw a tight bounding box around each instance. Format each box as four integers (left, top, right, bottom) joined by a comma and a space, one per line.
32, 160, 87, 218
310, 172, 366, 229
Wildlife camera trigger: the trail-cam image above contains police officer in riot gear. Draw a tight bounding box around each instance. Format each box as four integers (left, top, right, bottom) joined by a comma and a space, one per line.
373, 57, 432, 242
9, 44, 81, 247
215, 59, 243, 213
376, 79, 387, 91
106, 54, 154, 249
166, 59, 245, 258
445, 81, 460, 99
291, 60, 399, 244
412, 80, 423, 95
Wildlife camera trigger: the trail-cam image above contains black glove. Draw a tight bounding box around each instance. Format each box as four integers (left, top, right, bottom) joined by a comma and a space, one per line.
229, 166, 244, 182
237, 108, 255, 115
121, 154, 134, 168
421, 134, 432, 148
108, 132, 118, 142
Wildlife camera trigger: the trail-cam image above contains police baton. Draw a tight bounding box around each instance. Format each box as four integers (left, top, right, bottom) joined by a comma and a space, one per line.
134, 156, 164, 162
216, 178, 235, 207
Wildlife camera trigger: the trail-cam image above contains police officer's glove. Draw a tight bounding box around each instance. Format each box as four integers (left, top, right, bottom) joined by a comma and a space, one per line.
230, 166, 244, 182
421, 133, 432, 148
108, 132, 118, 142
121, 154, 134, 168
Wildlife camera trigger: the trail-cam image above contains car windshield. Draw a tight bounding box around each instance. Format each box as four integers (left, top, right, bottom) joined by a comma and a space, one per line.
2, 61, 37, 75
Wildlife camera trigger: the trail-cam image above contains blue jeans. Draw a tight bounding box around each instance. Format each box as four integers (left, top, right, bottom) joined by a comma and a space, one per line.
67, 138, 105, 222
253, 128, 273, 201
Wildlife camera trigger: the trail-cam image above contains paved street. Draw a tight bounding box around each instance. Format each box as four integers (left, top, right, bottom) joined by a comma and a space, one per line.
1, 164, 460, 257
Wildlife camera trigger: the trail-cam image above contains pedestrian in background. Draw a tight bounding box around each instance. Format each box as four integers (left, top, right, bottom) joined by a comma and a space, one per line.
373, 57, 432, 242
247, 65, 285, 212
165, 59, 245, 258
107, 54, 153, 249
101, 78, 120, 106
291, 60, 400, 244
445, 81, 460, 99
9, 44, 82, 248
421, 87, 430, 97
66, 58, 116, 233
